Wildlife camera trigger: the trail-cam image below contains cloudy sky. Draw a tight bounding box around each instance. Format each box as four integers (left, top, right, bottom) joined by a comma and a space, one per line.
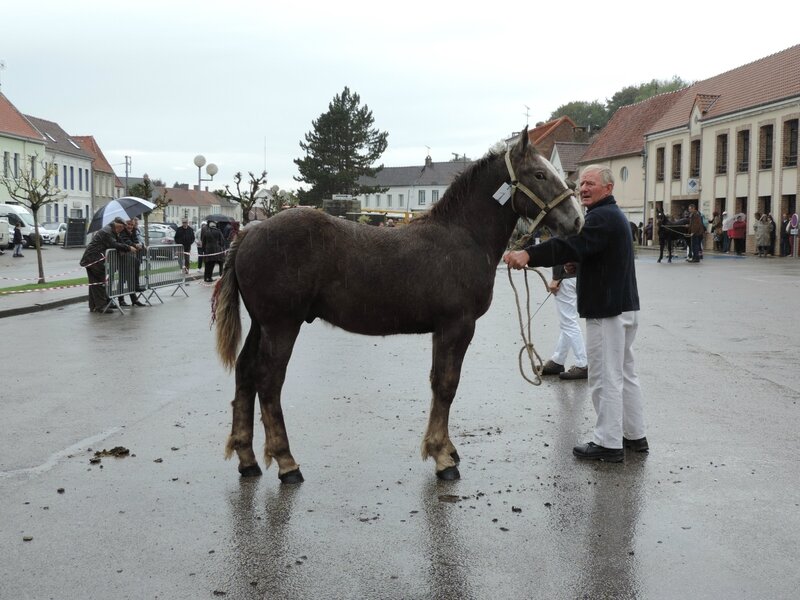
2, 1, 797, 193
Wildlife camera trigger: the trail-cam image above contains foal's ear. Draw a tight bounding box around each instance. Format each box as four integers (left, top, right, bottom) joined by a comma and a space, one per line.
513, 127, 529, 157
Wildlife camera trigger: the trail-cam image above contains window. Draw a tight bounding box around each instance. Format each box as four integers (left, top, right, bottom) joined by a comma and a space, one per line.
432, 190, 439, 203
399, 193, 404, 208
30, 156, 37, 179
14, 153, 20, 177
716, 134, 728, 174
671, 143, 682, 179
70, 166, 74, 189
79, 167, 83, 191
364, 195, 369, 208
54, 163, 59, 187
737, 129, 750, 172
655, 147, 665, 182
759, 124, 774, 169
690, 140, 701, 177
3, 152, 9, 177
387, 194, 392, 208
783, 119, 798, 167
375, 194, 381, 206
418, 190, 426, 205
620, 166, 628, 182
63, 165, 67, 188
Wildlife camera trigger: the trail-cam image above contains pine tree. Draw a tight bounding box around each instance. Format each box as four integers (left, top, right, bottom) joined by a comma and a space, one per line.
294, 87, 388, 206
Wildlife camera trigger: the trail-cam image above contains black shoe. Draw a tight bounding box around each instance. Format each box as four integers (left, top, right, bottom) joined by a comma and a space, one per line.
540, 360, 564, 376
118, 300, 129, 306
572, 442, 623, 462
623, 436, 649, 453
559, 365, 588, 380
133, 301, 146, 307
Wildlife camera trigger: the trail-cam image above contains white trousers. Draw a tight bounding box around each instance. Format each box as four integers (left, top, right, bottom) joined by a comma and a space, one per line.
585, 311, 646, 449
551, 278, 587, 368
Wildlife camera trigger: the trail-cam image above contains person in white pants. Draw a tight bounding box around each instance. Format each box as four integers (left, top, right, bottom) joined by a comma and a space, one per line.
504, 164, 648, 462
540, 264, 588, 380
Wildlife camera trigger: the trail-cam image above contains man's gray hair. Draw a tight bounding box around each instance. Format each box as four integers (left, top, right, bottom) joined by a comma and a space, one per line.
581, 164, 614, 186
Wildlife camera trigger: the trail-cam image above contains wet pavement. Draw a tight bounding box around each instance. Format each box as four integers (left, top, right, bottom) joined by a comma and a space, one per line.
1, 248, 799, 599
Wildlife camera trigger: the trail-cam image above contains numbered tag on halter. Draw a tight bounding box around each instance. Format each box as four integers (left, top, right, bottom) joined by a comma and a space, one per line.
493, 182, 512, 205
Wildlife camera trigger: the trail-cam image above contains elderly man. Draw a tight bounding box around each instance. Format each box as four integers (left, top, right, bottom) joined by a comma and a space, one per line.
80, 217, 135, 313
173, 217, 196, 272
504, 164, 647, 462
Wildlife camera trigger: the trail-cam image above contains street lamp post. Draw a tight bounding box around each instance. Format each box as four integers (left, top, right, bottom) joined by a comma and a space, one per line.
194, 155, 219, 226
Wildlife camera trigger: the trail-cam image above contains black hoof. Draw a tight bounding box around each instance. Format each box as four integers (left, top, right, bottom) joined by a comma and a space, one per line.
279, 469, 304, 484
436, 466, 460, 481
450, 450, 460, 465
239, 464, 262, 478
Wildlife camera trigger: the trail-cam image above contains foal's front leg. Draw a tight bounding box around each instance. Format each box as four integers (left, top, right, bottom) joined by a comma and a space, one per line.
422, 319, 475, 480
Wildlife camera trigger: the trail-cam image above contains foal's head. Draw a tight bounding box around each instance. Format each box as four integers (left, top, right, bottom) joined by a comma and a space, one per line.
507, 128, 583, 237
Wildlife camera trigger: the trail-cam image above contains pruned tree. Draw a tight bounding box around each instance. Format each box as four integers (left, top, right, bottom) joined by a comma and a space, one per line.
256, 185, 298, 219
294, 86, 388, 207
0, 155, 66, 283
223, 170, 268, 224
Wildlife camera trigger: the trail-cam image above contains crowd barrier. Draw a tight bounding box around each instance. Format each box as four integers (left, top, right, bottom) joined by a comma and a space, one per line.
103, 246, 188, 314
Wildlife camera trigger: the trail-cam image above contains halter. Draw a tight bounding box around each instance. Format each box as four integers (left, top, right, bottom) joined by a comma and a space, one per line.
504, 149, 574, 232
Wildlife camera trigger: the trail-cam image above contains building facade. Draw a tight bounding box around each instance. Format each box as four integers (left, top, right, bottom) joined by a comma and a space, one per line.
0, 92, 47, 204
74, 135, 119, 214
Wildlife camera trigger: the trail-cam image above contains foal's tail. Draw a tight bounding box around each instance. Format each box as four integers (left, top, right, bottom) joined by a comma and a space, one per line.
212, 229, 248, 371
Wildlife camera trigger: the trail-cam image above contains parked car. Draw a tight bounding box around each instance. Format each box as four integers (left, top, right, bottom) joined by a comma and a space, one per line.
146, 228, 178, 259
39, 222, 67, 245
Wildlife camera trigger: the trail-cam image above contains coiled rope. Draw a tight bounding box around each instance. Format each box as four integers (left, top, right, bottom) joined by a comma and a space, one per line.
506, 264, 550, 385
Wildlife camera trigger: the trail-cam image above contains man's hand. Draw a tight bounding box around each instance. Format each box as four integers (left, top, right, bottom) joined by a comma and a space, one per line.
503, 250, 530, 270
548, 279, 560, 294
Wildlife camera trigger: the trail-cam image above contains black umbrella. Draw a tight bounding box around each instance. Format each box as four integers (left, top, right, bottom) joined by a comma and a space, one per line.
88, 197, 156, 233
203, 213, 234, 224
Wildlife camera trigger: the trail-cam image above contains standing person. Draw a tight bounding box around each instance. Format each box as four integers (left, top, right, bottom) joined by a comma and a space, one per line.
504, 164, 647, 463
79, 217, 133, 313
730, 214, 747, 255
196, 221, 206, 271
200, 220, 225, 282
767, 213, 777, 256
173, 217, 195, 273
539, 262, 588, 380
780, 212, 791, 256
721, 211, 734, 253
755, 213, 773, 257
12, 224, 24, 257
118, 219, 145, 306
710, 211, 722, 251
687, 204, 704, 262
644, 217, 653, 245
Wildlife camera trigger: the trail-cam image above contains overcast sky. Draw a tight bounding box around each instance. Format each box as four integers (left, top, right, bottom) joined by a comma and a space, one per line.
2, 1, 797, 194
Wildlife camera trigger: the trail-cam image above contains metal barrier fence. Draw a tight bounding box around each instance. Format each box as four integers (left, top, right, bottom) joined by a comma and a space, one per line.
103, 245, 188, 313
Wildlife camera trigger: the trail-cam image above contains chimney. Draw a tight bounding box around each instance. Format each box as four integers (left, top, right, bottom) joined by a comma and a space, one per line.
424, 155, 433, 168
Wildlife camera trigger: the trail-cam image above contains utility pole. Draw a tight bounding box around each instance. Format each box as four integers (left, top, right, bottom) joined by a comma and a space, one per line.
124, 155, 131, 195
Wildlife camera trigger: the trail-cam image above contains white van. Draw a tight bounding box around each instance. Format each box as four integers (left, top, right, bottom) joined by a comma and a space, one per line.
0, 216, 9, 249
0, 203, 36, 247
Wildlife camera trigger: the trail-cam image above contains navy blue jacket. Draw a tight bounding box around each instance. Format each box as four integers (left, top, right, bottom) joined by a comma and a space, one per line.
524, 195, 640, 319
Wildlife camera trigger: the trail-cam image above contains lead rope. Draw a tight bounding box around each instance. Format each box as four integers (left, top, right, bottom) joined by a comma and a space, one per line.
506, 264, 550, 385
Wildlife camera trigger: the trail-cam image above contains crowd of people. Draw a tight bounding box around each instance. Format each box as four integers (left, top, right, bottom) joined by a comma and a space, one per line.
79, 216, 241, 313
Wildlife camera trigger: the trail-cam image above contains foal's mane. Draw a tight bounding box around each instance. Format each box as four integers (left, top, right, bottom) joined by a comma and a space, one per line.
412, 151, 502, 223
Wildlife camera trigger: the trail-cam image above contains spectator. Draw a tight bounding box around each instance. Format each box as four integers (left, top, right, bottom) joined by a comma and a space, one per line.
201, 220, 225, 282
118, 219, 145, 306
721, 211, 733, 253
730, 214, 747, 255
173, 217, 195, 273
780, 212, 791, 257
12, 224, 24, 257
79, 217, 134, 313
196, 221, 206, 271
687, 204, 704, 263
767, 213, 777, 256
644, 217, 653, 245
755, 213, 773, 257
710, 211, 722, 251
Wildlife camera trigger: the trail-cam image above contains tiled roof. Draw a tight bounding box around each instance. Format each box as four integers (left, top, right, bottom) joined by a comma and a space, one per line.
0, 92, 44, 142
359, 159, 473, 187
73, 136, 115, 173
553, 141, 591, 172
24, 115, 92, 160
580, 90, 687, 162
580, 43, 800, 163
529, 116, 577, 146
155, 186, 221, 207
649, 43, 800, 134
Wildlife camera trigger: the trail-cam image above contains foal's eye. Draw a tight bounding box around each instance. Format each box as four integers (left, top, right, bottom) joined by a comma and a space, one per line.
534, 172, 546, 180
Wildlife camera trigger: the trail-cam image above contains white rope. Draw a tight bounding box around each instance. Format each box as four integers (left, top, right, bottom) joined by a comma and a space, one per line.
506, 264, 550, 385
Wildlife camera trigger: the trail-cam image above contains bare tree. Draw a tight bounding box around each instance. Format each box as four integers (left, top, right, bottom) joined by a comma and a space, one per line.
223, 171, 268, 224
258, 185, 297, 219
0, 155, 66, 283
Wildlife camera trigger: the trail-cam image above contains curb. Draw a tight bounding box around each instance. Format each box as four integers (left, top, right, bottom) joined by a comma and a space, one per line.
0, 274, 205, 319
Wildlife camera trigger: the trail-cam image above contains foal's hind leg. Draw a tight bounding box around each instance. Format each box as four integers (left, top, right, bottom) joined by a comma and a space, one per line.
422, 319, 476, 480
256, 319, 305, 484
225, 324, 262, 477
